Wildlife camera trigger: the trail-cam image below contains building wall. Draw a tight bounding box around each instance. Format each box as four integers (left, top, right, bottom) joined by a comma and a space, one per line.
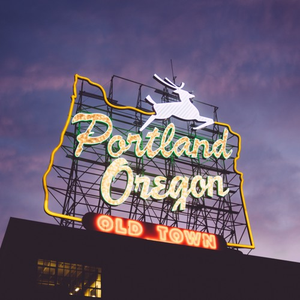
1, 218, 300, 300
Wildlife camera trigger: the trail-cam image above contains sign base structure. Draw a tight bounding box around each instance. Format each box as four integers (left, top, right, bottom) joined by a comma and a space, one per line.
82, 213, 228, 251
2, 218, 299, 300
43, 74, 254, 251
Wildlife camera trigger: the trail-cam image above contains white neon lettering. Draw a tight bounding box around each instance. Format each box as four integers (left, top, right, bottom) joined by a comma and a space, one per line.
73, 113, 231, 211
100, 158, 229, 211
107, 135, 130, 158
150, 176, 168, 200
72, 113, 112, 157
101, 158, 134, 206
89, 213, 221, 250
159, 123, 175, 158
126, 133, 146, 157
144, 128, 161, 157
212, 129, 232, 159
95, 215, 143, 237
173, 136, 191, 157
168, 176, 190, 211
190, 175, 206, 198
134, 175, 151, 200
73, 113, 232, 160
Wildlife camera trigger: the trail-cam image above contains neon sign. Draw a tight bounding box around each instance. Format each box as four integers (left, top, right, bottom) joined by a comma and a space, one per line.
72, 113, 231, 211
83, 213, 227, 251
140, 74, 214, 131
42, 74, 255, 250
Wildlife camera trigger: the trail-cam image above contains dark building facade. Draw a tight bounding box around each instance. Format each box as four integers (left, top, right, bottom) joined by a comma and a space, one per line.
1, 217, 300, 300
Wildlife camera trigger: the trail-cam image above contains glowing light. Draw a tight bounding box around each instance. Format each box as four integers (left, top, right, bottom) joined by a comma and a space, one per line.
156, 225, 168, 242
83, 213, 224, 251
169, 228, 184, 244
150, 176, 168, 200
100, 157, 229, 211
107, 135, 131, 158
72, 113, 113, 157
173, 136, 191, 157
183, 230, 201, 247
42, 74, 255, 250
96, 215, 114, 232
101, 158, 134, 206
212, 128, 232, 159
92, 214, 144, 238
115, 218, 127, 235
128, 220, 143, 237
134, 175, 151, 200
73, 114, 232, 161
202, 233, 217, 250
168, 176, 190, 211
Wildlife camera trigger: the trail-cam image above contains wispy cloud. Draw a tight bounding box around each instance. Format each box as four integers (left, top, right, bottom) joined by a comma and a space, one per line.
1, 0, 300, 262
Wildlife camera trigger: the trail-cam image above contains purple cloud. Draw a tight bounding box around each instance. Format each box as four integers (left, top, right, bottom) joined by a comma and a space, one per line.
1, 0, 300, 262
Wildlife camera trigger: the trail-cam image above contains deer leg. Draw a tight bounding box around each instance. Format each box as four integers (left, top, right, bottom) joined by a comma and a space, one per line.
139, 115, 156, 131
193, 117, 214, 130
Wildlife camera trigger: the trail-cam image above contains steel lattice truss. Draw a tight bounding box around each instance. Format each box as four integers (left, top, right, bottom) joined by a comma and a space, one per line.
46, 75, 253, 249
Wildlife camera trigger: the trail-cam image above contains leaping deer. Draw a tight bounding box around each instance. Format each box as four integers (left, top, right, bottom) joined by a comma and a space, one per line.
139, 74, 214, 131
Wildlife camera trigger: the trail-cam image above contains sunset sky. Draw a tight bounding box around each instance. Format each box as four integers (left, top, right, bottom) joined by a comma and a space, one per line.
1, 0, 300, 262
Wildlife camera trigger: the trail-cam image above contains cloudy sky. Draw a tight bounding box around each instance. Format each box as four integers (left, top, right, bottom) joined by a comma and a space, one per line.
1, 0, 300, 262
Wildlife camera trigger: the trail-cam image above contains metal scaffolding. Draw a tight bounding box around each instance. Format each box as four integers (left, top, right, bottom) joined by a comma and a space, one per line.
46, 75, 252, 249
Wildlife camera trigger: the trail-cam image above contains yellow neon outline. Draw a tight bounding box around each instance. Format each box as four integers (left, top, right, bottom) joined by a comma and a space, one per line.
77, 74, 155, 115
42, 75, 82, 222
42, 74, 254, 249
215, 121, 255, 249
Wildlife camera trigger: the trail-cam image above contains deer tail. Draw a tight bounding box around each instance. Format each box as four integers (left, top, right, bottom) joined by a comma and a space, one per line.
145, 95, 156, 105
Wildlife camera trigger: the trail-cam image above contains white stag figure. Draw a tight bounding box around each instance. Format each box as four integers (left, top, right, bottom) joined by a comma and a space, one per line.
139, 74, 214, 131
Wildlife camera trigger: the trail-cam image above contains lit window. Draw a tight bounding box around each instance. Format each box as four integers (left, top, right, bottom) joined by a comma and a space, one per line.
37, 259, 101, 298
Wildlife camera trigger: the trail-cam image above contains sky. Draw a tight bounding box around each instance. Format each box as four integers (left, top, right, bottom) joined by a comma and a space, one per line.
0, 0, 300, 262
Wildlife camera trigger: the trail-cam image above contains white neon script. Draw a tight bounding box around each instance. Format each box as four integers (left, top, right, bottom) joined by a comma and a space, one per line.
72, 113, 232, 211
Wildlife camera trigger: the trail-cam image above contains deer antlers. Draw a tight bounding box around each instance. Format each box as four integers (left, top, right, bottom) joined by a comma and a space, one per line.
153, 74, 185, 90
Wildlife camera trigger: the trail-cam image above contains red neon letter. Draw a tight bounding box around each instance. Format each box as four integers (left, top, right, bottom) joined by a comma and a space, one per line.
156, 225, 168, 241
97, 215, 114, 232
128, 220, 143, 237
202, 233, 217, 249
169, 228, 184, 244
183, 230, 201, 247
115, 218, 127, 235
